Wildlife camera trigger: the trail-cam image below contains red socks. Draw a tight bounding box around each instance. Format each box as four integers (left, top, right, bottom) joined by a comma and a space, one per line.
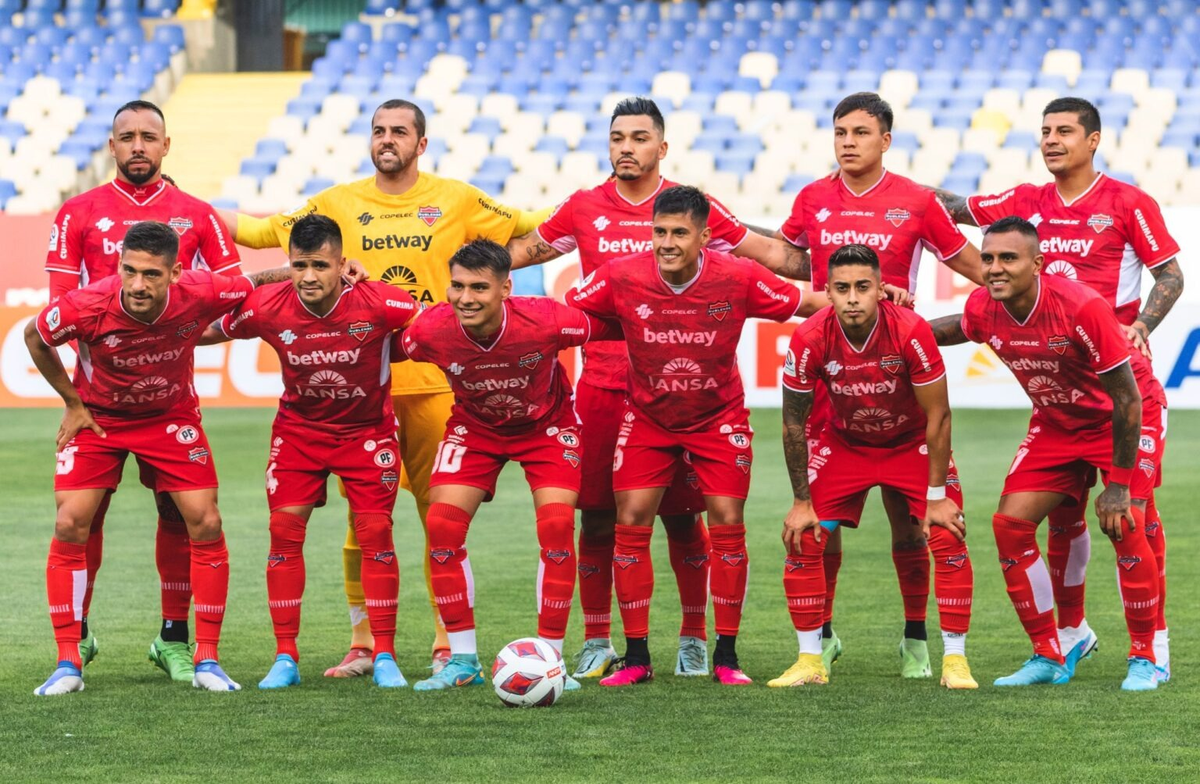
708, 523, 748, 638
612, 524, 654, 638
892, 545, 931, 624
82, 492, 111, 620
1144, 497, 1167, 631
822, 550, 842, 626
1046, 494, 1090, 629
353, 513, 399, 658
427, 503, 475, 633
667, 515, 710, 639
535, 503, 576, 640
47, 538, 87, 667
577, 530, 615, 640
190, 535, 229, 664
928, 525, 973, 634
266, 511, 307, 660
156, 514, 193, 623
1112, 506, 1158, 660
992, 514, 1062, 662
783, 528, 827, 632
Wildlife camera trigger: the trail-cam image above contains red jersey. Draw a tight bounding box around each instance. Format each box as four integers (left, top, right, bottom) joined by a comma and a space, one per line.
219, 280, 419, 434
535, 177, 750, 390
961, 273, 1138, 431
397, 297, 619, 431
46, 179, 241, 297
782, 300, 946, 447
781, 170, 970, 292
966, 173, 1180, 326
35, 270, 253, 420
566, 249, 802, 432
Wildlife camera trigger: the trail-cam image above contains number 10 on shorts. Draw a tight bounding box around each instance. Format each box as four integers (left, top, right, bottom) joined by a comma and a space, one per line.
435, 441, 467, 474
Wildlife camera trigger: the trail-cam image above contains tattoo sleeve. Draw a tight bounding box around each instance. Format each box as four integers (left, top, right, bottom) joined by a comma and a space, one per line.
508, 231, 562, 269
247, 266, 291, 287
781, 387, 814, 501
1098, 362, 1142, 471
932, 188, 977, 227
927, 315, 969, 346
778, 242, 812, 281
745, 223, 778, 238
1134, 259, 1184, 336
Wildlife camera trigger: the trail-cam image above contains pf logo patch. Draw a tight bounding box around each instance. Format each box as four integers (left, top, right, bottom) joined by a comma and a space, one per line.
175, 425, 200, 444
728, 432, 750, 448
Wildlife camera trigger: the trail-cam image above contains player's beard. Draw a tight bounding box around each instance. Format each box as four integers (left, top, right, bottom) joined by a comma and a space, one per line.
118, 157, 160, 186
372, 148, 414, 175
612, 157, 653, 181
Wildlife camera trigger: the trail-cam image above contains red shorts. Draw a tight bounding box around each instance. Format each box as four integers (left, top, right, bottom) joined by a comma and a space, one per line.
575, 378, 703, 513
1002, 404, 1163, 502
266, 420, 399, 514
429, 408, 582, 500
55, 409, 217, 493
808, 432, 964, 526
612, 404, 754, 500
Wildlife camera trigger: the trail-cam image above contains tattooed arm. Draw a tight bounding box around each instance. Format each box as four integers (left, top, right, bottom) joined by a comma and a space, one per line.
246, 267, 294, 287
781, 387, 821, 551
1128, 259, 1184, 350
1095, 361, 1143, 540
506, 230, 564, 270
931, 188, 977, 227
736, 230, 813, 281
927, 315, 970, 346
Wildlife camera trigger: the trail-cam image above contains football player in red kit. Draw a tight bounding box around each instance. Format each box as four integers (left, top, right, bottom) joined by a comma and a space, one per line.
507, 97, 810, 679
392, 240, 620, 691
208, 215, 419, 690
775, 244, 976, 689
933, 97, 1182, 680
25, 221, 291, 695
43, 100, 243, 680
929, 217, 1163, 691
566, 186, 822, 686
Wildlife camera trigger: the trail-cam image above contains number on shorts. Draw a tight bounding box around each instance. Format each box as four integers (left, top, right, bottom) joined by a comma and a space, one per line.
435, 441, 467, 474
56, 446, 79, 476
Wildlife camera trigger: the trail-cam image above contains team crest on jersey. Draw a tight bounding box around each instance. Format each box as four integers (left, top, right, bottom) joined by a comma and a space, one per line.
1048, 335, 1069, 355
735, 454, 751, 474
430, 547, 454, 564
187, 447, 209, 465
707, 300, 732, 322
348, 321, 374, 342
417, 206, 442, 226
1139, 458, 1156, 476
1087, 213, 1114, 233
177, 320, 199, 339
519, 351, 543, 369
373, 550, 396, 565
562, 449, 581, 468
684, 553, 709, 569
880, 354, 904, 375
885, 208, 911, 227
945, 553, 968, 569
1118, 555, 1142, 571
168, 217, 193, 235
381, 469, 398, 490
546, 549, 571, 565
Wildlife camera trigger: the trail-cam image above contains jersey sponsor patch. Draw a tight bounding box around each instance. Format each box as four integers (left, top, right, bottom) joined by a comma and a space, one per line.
48, 224, 59, 251
518, 351, 543, 369
1048, 335, 1069, 355
176, 320, 199, 339
880, 354, 904, 375
168, 217, 194, 235
707, 300, 732, 321
1087, 213, 1113, 233
417, 205, 442, 226
348, 321, 374, 342
885, 208, 910, 227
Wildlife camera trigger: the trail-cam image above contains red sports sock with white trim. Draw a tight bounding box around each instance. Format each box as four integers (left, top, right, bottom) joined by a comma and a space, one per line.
667, 515, 709, 640
535, 503, 576, 641
156, 512, 192, 623
1144, 497, 1167, 631
822, 550, 842, 626
783, 528, 827, 636
577, 530, 615, 640
892, 544, 931, 625
708, 523, 749, 638
426, 503, 474, 634
47, 538, 87, 667
612, 524, 654, 638
354, 513, 399, 658
1113, 506, 1158, 661
992, 514, 1062, 663
190, 535, 229, 664
82, 492, 111, 621
266, 511, 306, 660
1046, 494, 1089, 629
928, 525, 973, 634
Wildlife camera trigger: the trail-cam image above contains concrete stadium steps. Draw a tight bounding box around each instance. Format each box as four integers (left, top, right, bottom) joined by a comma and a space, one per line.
159, 73, 306, 201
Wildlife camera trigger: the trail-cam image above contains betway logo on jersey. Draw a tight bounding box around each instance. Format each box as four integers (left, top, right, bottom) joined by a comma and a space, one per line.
462, 376, 529, 392
649, 358, 717, 391
819, 229, 892, 251
286, 348, 361, 366
831, 379, 898, 396
642, 327, 717, 346
111, 347, 185, 367
362, 234, 432, 252
1001, 357, 1060, 373
300, 369, 365, 399
102, 238, 125, 256
1040, 237, 1094, 257
598, 237, 652, 254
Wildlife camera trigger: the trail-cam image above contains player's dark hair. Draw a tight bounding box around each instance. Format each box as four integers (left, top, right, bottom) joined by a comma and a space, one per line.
984, 215, 1042, 252
289, 214, 343, 255
113, 99, 164, 127
450, 239, 512, 278
610, 96, 666, 135
828, 243, 881, 273
122, 220, 179, 265
1042, 97, 1102, 136
373, 98, 426, 138
832, 92, 893, 133
653, 185, 709, 228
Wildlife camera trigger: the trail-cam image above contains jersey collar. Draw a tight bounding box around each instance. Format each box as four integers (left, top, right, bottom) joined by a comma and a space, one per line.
459, 299, 508, 352
1055, 172, 1105, 208
118, 286, 171, 326
1001, 277, 1043, 326
294, 280, 353, 319
839, 169, 888, 199
835, 306, 881, 354
612, 176, 666, 207
656, 250, 705, 295
111, 177, 167, 207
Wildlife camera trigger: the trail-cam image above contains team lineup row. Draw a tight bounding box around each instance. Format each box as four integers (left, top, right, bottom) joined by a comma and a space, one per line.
28, 89, 1181, 696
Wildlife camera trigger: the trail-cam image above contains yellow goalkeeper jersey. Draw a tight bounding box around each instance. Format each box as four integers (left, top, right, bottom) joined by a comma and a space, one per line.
237, 173, 532, 395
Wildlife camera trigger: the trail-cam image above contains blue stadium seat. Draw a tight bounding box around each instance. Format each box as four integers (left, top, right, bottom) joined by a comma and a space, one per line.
60, 139, 98, 169
111, 24, 145, 46
0, 121, 26, 145
534, 136, 570, 158
521, 94, 560, 115
153, 25, 186, 54
34, 26, 69, 48
46, 61, 80, 84
365, 0, 401, 14
0, 179, 16, 209
73, 26, 109, 49
4, 62, 37, 84
255, 139, 289, 162
1003, 131, 1038, 150
890, 131, 920, 154
240, 158, 276, 181
142, 0, 179, 18
467, 116, 503, 140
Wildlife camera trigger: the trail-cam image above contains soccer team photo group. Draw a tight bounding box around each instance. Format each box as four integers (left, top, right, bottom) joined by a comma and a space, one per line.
1, 0, 1197, 780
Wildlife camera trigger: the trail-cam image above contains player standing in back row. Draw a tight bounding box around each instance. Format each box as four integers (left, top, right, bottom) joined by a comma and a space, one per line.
506, 97, 811, 679
931, 97, 1183, 681
43, 99, 242, 683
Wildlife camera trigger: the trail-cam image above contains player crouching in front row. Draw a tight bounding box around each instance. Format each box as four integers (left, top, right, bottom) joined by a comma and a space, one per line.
777, 244, 976, 689
205, 214, 420, 689
396, 239, 623, 692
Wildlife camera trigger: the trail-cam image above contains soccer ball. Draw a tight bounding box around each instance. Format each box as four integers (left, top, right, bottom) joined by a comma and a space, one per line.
491, 637, 566, 708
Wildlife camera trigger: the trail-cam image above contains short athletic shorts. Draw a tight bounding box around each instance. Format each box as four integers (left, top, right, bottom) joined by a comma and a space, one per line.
267, 419, 399, 514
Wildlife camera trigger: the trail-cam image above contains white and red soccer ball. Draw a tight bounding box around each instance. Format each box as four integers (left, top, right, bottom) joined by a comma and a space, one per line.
491, 638, 565, 708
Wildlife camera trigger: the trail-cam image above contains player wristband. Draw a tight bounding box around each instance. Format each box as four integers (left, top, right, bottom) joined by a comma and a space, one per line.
926, 486, 946, 501
1108, 466, 1133, 487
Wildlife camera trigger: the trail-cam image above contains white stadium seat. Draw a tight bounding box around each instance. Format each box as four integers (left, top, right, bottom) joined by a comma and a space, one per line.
650, 71, 691, 108
546, 111, 586, 147
738, 52, 779, 89
1110, 68, 1150, 96
1041, 49, 1082, 86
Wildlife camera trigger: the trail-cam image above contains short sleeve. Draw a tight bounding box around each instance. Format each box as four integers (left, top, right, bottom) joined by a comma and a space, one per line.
266, 197, 321, 248
704, 194, 750, 251
565, 263, 616, 318
781, 328, 819, 393
203, 272, 254, 319
44, 201, 84, 275
380, 286, 420, 330
218, 287, 263, 339
746, 263, 803, 321
464, 185, 523, 244
960, 291, 984, 344
1125, 190, 1181, 269
922, 190, 970, 261
198, 206, 241, 273
779, 190, 810, 249
534, 195, 579, 254
398, 317, 426, 363
554, 302, 621, 349
965, 186, 1023, 229
1074, 297, 1131, 374
36, 293, 87, 346
903, 318, 947, 385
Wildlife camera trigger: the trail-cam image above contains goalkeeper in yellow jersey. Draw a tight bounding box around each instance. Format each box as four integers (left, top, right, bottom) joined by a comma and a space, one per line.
219, 99, 550, 676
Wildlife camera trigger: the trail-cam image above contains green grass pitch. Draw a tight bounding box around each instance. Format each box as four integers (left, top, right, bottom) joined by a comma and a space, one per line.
1, 407, 1197, 782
